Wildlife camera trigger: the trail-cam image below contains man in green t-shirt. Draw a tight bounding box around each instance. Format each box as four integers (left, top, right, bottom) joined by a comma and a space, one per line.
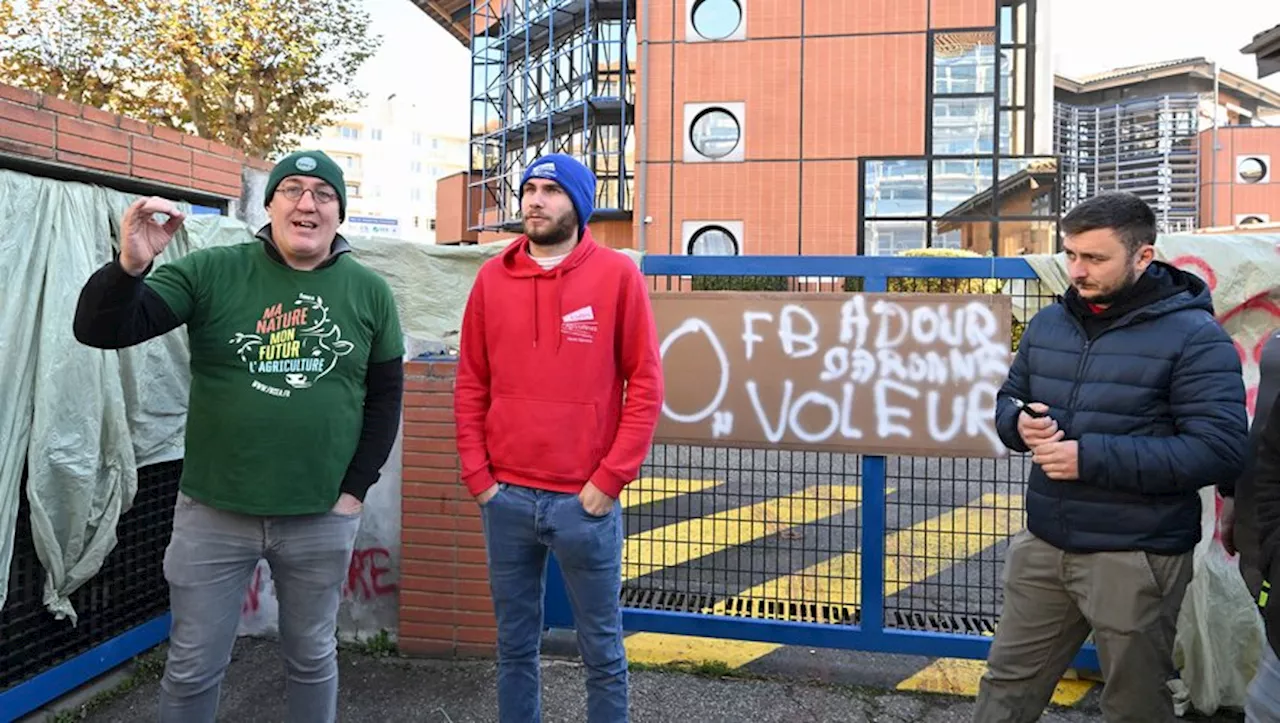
73, 150, 404, 723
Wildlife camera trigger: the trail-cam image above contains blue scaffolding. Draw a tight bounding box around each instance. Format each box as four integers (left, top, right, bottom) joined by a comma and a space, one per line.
468, 0, 636, 233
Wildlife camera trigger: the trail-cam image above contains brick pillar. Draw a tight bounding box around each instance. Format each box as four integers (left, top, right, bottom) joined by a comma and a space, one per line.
398, 359, 498, 658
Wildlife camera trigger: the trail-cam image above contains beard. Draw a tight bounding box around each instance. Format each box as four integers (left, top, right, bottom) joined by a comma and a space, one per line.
1077, 265, 1140, 305
524, 211, 577, 246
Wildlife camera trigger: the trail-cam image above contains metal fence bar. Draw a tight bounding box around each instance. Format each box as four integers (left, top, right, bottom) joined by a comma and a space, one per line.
640, 254, 1042, 279
859, 455, 888, 642
0, 613, 170, 720
620, 607, 1099, 669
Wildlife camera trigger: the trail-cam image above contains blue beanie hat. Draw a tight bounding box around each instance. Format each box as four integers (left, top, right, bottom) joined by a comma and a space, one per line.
521, 154, 596, 236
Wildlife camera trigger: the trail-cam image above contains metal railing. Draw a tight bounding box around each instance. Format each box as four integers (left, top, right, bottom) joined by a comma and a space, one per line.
0, 462, 179, 719
543, 254, 1099, 670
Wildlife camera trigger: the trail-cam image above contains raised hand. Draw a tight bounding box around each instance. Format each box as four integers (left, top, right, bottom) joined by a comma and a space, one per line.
119, 196, 186, 276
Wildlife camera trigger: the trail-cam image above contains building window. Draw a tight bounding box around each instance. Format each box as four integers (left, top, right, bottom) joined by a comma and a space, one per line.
932, 97, 996, 155
864, 221, 928, 256
870, 3, 1050, 257
688, 0, 743, 42
339, 126, 360, 141
410, 188, 423, 202
429, 218, 437, 231
684, 102, 745, 162
861, 156, 1060, 256
431, 138, 440, 150
371, 128, 383, 141
683, 221, 742, 255
933, 31, 996, 95
412, 132, 422, 146
411, 160, 422, 173
346, 183, 361, 198
1237, 155, 1270, 184
1238, 214, 1270, 225
998, 0, 1033, 155
864, 160, 928, 218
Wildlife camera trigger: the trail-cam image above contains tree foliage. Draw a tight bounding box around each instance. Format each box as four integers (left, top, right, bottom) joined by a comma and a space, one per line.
0, 0, 381, 157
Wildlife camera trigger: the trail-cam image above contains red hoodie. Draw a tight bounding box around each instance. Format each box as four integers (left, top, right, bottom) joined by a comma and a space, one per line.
453, 230, 664, 499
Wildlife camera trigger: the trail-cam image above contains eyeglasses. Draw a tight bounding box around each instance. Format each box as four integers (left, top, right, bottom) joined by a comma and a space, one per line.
276, 185, 339, 204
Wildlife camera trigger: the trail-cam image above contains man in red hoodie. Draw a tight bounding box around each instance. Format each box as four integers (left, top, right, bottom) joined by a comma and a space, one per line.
454, 153, 664, 722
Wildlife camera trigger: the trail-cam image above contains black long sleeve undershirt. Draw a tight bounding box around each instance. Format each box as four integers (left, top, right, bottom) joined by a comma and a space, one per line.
73, 258, 181, 348
73, 257, 404, 502
339, 358, 404, 501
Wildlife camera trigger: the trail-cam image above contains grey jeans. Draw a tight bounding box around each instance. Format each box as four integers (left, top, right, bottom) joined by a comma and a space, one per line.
158, 491, 361, 723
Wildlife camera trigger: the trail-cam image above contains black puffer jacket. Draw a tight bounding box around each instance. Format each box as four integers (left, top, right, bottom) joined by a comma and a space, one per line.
996, 262, 1248, 555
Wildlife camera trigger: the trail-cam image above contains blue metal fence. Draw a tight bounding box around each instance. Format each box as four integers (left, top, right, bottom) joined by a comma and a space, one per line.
542, 254, 1100, 672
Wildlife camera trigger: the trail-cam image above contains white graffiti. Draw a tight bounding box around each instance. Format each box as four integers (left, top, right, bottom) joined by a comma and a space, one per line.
659, 318, 729, 426
658, 295, 1008, 453
712, 410, 734, 438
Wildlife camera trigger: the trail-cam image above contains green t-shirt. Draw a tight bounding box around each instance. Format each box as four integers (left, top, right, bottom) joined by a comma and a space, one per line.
145, 241, 404, 515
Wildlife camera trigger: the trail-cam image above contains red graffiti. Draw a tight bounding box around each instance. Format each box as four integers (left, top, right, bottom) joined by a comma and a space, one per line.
343, 547, 397, 601
239, 547, 396, 617
1219, 292, 1280, 327
1170, 254, 1218, 292
1257, 334, 1273, 365
242, 565, 266, 615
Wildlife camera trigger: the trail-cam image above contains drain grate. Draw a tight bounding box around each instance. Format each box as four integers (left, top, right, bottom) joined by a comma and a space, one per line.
620, 589, 1000, 636
621, 588, 860, 626
887, 610, 998, 635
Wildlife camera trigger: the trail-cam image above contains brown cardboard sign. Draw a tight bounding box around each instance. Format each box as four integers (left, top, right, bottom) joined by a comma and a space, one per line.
652, 292, 1013, 458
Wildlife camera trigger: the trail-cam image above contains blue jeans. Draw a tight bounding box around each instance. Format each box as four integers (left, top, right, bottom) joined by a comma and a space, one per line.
1247, 645, 1280, 722
158, 491, 360, 723
480, 483, 628, 723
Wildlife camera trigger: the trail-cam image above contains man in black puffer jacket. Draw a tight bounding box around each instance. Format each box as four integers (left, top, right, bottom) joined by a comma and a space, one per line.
973, 192, 1248, 723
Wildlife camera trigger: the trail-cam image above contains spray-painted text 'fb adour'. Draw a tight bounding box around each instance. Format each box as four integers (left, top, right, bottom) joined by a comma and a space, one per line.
652, 291, 1013, 458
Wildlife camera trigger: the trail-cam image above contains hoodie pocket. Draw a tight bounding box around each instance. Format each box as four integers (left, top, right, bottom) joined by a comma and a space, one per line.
486, 395, 601, 482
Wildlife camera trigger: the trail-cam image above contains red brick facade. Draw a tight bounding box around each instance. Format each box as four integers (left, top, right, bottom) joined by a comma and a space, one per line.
0, 83, 270, 198
398, 360, 498, 658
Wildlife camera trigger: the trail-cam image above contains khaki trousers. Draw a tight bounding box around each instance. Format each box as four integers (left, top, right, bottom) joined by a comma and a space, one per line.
974, 530, 1193, 723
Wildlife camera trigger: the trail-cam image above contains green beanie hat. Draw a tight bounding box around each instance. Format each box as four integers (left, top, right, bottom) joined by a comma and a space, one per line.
264, 150, 347, 221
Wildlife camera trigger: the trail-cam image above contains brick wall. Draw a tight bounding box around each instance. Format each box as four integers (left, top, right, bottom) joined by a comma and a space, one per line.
0, 83, 271, 199
398, 359, 498, 658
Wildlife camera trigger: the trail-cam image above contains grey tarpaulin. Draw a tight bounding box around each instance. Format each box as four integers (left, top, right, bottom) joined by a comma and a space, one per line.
0, 169, 211, 623
0, 169, 55, 614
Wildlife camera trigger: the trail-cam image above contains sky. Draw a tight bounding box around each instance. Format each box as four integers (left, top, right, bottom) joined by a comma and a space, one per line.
352, 0, 473, 137
351, 0, 1280, 139
1049, 0, 1278, 87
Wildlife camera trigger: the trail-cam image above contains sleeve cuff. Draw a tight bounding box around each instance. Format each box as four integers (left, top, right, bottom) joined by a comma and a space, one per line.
340, 473, 376, 502
463, 468, 497, 497
589, 467, 631, 499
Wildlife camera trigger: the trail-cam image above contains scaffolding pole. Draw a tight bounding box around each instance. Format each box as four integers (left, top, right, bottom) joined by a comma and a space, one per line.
467, 0, 636, 233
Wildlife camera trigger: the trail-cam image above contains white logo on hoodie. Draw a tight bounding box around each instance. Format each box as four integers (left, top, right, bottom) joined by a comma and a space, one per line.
561, 305, 597, 344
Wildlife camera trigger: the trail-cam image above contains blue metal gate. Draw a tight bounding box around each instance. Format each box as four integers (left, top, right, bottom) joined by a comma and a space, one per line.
543, 254, 1099, 672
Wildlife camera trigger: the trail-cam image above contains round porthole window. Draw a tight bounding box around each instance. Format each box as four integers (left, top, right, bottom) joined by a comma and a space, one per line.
691, 0, 742, 41
690, 108, 741, 160
1239, 156, 1268, 184
687, 225, 739, 255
